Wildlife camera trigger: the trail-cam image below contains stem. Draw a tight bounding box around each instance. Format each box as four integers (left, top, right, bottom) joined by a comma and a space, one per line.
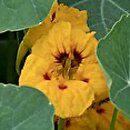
110, 107, 118, 130
58, 118, 65, 130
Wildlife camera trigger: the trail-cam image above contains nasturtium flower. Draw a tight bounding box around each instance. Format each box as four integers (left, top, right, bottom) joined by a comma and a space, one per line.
19, 21, 108, 118
17, 3, 90, 73
64, 101, 130, 130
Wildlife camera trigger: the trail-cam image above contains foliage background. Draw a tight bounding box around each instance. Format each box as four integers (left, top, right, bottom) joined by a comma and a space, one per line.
0, 0, 130, 129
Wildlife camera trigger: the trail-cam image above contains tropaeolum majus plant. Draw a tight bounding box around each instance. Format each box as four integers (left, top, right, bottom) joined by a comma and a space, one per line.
0, 0, 130, 130
17, 2, 130, 130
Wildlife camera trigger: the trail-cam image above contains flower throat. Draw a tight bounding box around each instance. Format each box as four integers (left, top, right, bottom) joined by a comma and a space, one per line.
55, 49, 82, 80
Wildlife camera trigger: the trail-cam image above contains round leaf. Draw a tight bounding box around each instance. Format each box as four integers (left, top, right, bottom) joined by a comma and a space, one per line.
0, 83, 54, 130
97, 14, 130, 120
0, 0, 55, 32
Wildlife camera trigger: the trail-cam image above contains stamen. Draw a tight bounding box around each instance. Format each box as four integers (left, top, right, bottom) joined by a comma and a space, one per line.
53, 48, 83, 79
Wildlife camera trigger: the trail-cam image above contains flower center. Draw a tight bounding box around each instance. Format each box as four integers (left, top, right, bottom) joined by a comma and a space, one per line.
55, 49, 82, 79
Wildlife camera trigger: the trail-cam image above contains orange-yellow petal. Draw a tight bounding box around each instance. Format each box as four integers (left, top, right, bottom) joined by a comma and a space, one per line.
36, 80, 94, 118
19, 54, 52, 86
32, 21, 71, 58
77, 63, 108, 102
55, 4, 89, 32
31, 21, 96, 63
70, 29, 97, 64
19, 54, 95, 118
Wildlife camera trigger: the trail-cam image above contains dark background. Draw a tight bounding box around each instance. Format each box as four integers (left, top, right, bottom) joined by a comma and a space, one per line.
0, 31, 24, 84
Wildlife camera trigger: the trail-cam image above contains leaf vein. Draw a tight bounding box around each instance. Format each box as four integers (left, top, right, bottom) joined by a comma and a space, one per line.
11, 113, 36, 130
70, 0, 89, 7
101, 0, 108, 32
113, 84, 130, 101
108, 0, 129, 14
105, 66, 127, 82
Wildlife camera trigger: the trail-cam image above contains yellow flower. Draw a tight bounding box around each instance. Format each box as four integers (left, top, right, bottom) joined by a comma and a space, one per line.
16, 3, 90, 73
63, 101, 130, 130
19, 21, 108, 118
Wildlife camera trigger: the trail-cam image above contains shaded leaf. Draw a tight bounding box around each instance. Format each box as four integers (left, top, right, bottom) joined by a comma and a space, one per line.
0, 83, 54, 130
0, 0, 55, 32
97, 14, 130, 120
59, 0, 130, 39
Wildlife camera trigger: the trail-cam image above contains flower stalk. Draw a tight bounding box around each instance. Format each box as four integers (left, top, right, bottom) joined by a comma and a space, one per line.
58, 118, 65, 130
110, 107, 118, 130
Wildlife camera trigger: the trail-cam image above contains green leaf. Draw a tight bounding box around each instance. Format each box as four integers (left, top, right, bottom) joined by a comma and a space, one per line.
0, 83, 54, 130
59, 0, 130, 39
0, 0, 55, 32
97, 14, 130, 120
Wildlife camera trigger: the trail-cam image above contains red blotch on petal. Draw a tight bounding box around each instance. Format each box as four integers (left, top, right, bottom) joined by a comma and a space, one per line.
82, 78, 89, 83
96, 108, 105, 114
59, 85, 68, 90
65, 119, 71, 128
43, 73, 51, 80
